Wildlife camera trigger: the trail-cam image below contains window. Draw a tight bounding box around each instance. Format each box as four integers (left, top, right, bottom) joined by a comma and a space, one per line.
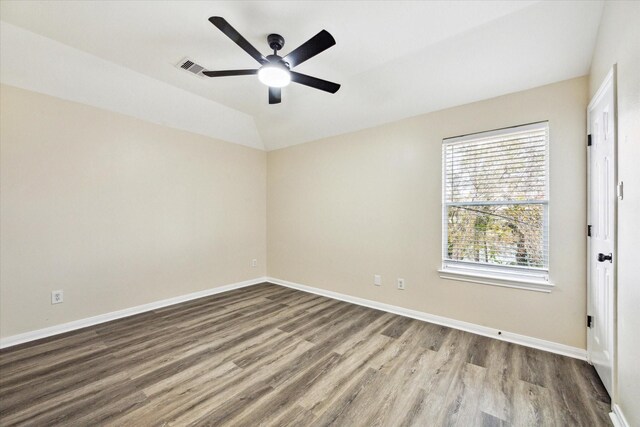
440, 122, 550, 291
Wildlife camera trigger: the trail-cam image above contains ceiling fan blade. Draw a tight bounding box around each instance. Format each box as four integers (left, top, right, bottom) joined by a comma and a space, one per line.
290, 72, 341, 93
283, 30, 336, 68
209, 17, 267, 65
202, 69, 258, 77
269, 87, 282, 104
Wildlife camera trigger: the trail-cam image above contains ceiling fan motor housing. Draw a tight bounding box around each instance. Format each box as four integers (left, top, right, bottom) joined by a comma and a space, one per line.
267, 33, 285, 51
265, 54, 290, 69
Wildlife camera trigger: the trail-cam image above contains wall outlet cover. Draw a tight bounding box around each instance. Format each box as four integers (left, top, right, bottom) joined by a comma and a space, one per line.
52, 290, 64, 304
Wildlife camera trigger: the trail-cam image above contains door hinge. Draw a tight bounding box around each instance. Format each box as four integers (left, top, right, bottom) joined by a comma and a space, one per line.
587, 225, 592, 237
617, 181, 624, 200
587, 315, 593, 328
587, 134, 592, 146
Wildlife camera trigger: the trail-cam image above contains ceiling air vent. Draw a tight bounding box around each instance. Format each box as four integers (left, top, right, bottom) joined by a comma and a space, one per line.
177, 58, 206, 77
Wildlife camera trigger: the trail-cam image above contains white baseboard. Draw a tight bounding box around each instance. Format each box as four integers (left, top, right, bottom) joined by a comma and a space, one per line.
0, 277, 268, 349
267, 277, 587, 361
1, 276, 587, 361
610, 404, 630, 427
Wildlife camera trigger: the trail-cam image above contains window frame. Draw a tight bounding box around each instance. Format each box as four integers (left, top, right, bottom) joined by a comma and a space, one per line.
439, 122, 553, 293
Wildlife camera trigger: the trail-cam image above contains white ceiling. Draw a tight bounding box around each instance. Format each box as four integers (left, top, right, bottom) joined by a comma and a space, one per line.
0, 1, 603, 150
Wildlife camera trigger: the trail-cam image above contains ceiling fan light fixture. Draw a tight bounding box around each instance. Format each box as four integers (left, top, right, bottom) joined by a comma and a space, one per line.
205, 17, 340, 103
258, 63, 291, 88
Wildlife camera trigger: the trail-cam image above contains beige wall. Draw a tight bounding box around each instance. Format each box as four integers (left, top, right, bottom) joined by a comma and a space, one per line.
0, 84, 267, 338
268, 76, 588, 348
1, 77, 591, 350
589, 1, 640, 424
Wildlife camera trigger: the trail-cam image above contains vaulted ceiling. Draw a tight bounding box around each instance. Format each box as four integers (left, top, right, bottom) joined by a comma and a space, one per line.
0, 1, 603, 150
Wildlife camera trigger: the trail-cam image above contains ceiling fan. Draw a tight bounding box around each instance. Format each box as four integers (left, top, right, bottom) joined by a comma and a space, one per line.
204, 17, 340, 104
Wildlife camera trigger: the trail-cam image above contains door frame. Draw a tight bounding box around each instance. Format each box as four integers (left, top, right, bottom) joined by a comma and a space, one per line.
586, 65, 618, 401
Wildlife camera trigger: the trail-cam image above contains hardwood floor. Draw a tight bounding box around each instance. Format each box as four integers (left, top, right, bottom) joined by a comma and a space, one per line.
0, 283, 611, 426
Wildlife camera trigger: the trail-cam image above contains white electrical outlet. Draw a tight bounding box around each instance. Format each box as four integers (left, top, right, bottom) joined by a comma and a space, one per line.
52, 290, 63, 304
251, 259, 258, 268
397, 278, 405, 290
374, 275, 382, 286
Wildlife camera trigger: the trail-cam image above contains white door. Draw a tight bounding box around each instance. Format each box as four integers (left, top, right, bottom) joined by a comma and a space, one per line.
587, 68, 616, 397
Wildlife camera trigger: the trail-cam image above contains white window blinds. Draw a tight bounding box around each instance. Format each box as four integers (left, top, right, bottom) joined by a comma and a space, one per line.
442, 122, 549, 283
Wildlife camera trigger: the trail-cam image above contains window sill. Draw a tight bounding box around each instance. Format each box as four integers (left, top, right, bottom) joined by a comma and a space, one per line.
437, 270, 554, 293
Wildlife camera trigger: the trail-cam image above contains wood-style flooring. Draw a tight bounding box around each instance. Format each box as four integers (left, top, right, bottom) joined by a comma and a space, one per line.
0, 283, 611, 426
